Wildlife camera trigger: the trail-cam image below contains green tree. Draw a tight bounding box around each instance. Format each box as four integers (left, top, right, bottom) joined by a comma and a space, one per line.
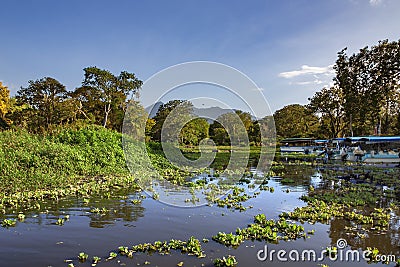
17, 77, 68, 131
82, 67, 142, 129
0, 82, 10, 119
274, 104, 319, 138
258, 115, 276, 145
179, 118, 209, 146
70, 86, 103, 124
307, 86, 345, 138
0, 82, 10, 128
235, 110, 252, 132
248, 120, 261, 145
123, 99, 148, 141
150, 100, 194, 142
209, 121, 229, 146
334, 39, 400, 135
213, 112, 249, 146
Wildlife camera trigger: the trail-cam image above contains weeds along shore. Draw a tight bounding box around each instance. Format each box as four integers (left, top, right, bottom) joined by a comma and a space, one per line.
0, 126, 190, 211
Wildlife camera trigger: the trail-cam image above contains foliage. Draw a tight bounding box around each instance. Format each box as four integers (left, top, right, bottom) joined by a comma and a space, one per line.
16, 77, 69, 132
333, 39, 400, 136
0, 82, 10, 123
280, 199, 390, 230
123, 99, 148, 141
213, 186, 251, 211
274, 104, 319, 138
81, 66, 142, 129
307, 86, 345, 138
212, 214, 307, 247
214, 255, 238, 267
179, 117, 209, 145
150, 100, 193, 142
209, 121, 229, 145
0, 127, 140, 207
209, 111, 250, 146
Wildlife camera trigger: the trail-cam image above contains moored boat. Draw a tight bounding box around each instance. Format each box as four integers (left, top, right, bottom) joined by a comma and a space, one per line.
279, 138, 326, 155
329, 136, 400, 163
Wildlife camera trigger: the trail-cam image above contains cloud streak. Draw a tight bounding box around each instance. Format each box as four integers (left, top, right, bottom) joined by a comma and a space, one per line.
279, 65, 335, 79
369, 0, 383, 6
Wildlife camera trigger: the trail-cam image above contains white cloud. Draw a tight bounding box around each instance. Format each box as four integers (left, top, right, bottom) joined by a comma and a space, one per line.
369, 0, 383, 6
293, 79, 324, 86
251, 87, 265, 92
279, 65, 335, 79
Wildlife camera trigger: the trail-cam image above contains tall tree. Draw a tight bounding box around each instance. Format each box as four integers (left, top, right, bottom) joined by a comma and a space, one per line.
17, 77, 68, 130
123, 99, 148, 141
307, 86, 345, 138
179, 118, 209, 146
274, 104, 319, 138
209, 121, 229, 146
0, 82, 10, 118
0, 82, 10, 129
334, 39, 400, 136
70, 86, 103, 123
82, 67, 142, 128
213, 112, 249, 146
150, 100, 194, 142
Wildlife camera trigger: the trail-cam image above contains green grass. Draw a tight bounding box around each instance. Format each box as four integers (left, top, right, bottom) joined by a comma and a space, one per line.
0, 127, 189, 209
0, 127, 129, 194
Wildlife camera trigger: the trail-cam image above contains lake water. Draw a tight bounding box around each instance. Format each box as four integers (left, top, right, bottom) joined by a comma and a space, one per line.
0, 164, 399, 267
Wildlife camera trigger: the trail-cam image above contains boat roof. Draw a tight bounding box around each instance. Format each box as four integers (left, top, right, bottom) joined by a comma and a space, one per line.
315, 139, 329, 143
346, 136, 400, 142
280, 138, 315, 143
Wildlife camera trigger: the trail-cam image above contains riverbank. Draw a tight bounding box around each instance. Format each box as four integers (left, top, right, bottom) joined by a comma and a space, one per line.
0, 127, 188, 210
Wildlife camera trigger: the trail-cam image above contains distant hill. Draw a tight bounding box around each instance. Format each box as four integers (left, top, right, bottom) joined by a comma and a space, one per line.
192, 106, 235, 122
145, 102, 256, 122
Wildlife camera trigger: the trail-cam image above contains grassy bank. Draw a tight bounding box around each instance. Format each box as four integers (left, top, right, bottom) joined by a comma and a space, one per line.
0, 127, 188, 210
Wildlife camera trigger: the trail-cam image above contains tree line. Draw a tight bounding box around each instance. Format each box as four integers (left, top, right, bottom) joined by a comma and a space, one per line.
0, 67, 142, 133
1, 39, 399, 143
306, 39, 400, 138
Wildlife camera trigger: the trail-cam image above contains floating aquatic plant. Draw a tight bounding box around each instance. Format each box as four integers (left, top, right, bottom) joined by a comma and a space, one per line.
214, 255, 237, 267
78, 252, 88, 262
1, 218, 16, 227
213, 214, 307, 247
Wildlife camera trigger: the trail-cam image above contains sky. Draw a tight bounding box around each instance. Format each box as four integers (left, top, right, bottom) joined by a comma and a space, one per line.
1, 0, 400, 117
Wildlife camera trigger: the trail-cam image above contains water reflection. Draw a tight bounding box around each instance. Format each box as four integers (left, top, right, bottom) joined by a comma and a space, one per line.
0, 163, 399, 266
87, 197, 145, 228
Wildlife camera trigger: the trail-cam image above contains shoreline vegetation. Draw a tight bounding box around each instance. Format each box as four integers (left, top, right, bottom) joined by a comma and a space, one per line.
0, 125, 312, 211
0, 126, 188, 211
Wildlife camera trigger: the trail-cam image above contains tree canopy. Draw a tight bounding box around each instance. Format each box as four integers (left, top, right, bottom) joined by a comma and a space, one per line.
81, 67, 142, 129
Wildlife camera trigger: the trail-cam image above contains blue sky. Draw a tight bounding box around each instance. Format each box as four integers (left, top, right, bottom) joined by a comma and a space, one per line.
1, 0, 399, 116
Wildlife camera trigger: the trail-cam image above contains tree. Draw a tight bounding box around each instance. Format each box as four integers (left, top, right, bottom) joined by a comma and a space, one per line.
257, 115, 276, 146
334, 39, 400, 136
70, 86, 103, 124
0, 82, 10, 127
248, 120, 261, 145
123, 99, 148, 141
179, 118, 209, 146
212, 112, 249, 146
0, 82, 10, 118
82, 67, 142, 128
235, 110, 252, 132
209, 121, 229, 146
150, 100, 194, 142
273, 104, 319, 138
17, 77, 68, 130
307, 86, 345, 138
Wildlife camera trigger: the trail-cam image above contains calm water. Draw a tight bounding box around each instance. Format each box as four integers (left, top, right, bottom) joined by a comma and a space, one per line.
0, 165, 399, 267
